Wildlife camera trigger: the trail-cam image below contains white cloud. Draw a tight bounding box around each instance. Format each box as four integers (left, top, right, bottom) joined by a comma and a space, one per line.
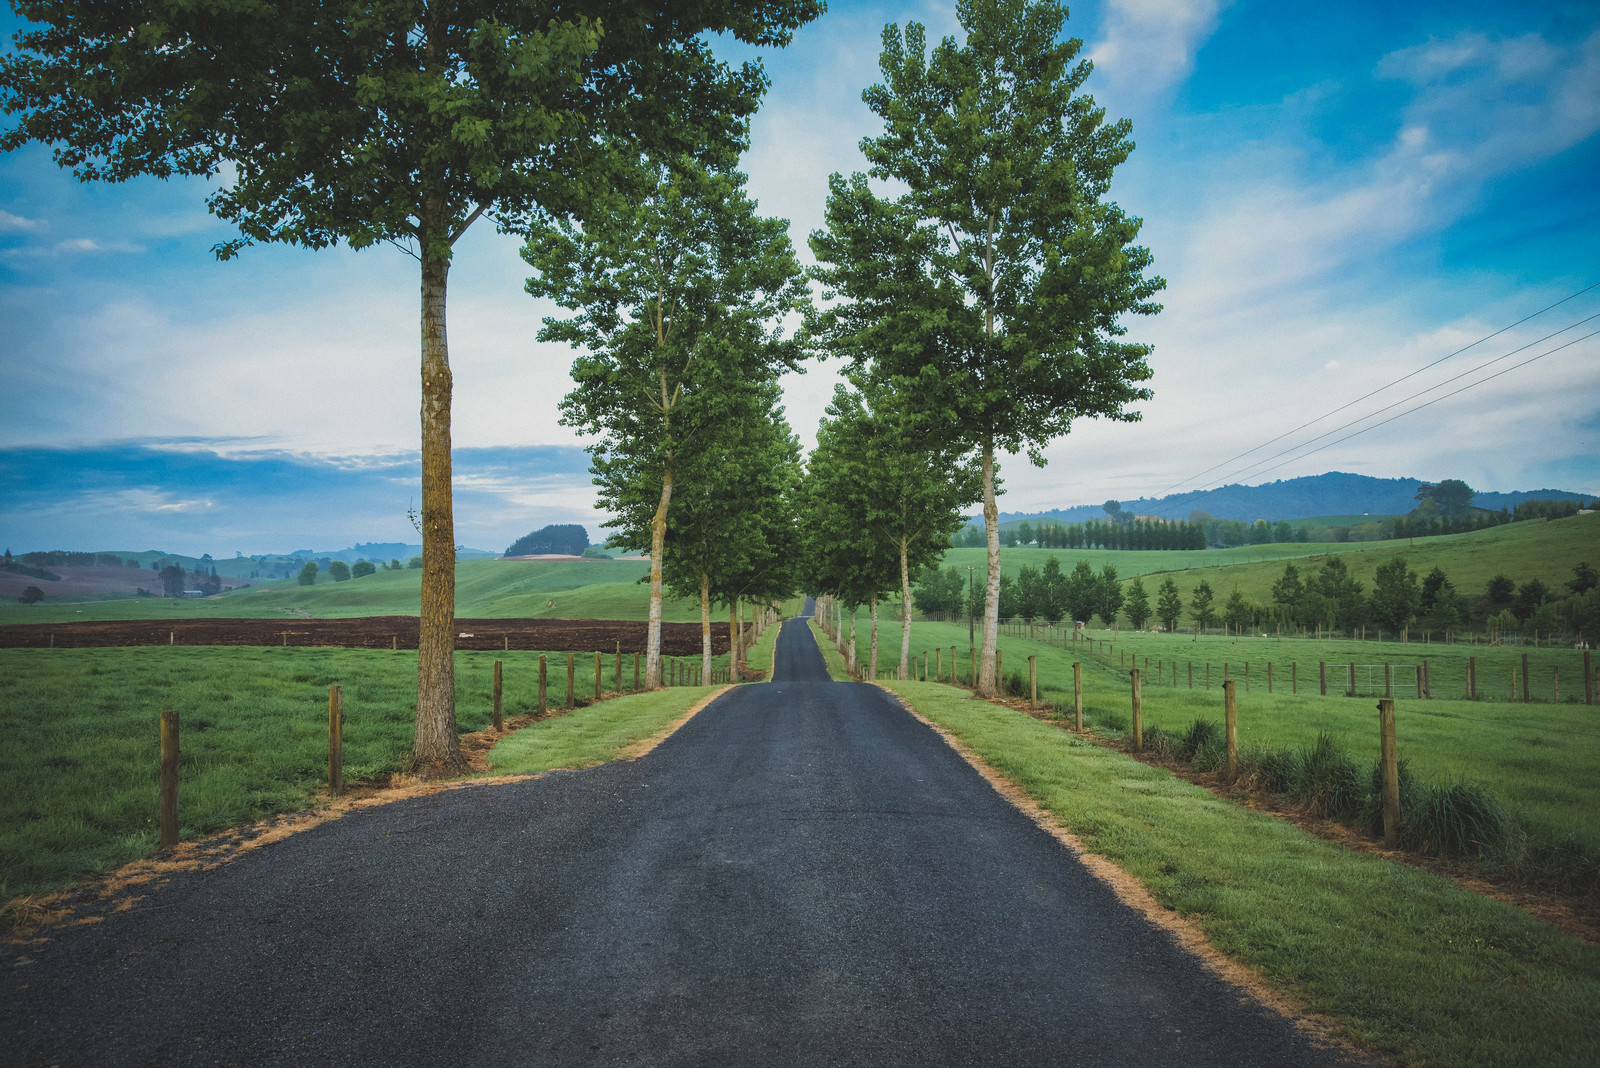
0, 209, 44, 232
1087, 0, 1229, 103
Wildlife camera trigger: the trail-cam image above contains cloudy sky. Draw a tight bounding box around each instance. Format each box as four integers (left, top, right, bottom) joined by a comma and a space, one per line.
2, 0, 1597, 557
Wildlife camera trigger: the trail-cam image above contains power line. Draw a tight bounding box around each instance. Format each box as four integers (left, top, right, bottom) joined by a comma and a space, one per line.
1216, 309, 1600, 488
1236, 327, 1600, 483
1155, 280, 1600, 498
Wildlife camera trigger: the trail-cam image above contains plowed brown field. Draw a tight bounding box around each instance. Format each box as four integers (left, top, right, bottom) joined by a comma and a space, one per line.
0, 617, 729, 655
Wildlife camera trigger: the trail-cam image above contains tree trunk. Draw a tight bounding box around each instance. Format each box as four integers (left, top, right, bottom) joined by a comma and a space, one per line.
728, 602, 741, 683
646, 463, 673, 688
699, 568, 713, 683
978, 441, 1000, 697
413, 245, 466, 775
848, 609, 858, 676
899, 535, 913, 681
868, 593, 880, 680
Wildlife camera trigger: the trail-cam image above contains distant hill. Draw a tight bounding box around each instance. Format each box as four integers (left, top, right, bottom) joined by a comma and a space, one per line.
996, 472, 1592, 525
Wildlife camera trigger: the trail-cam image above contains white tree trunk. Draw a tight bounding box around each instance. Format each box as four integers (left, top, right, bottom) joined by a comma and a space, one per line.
899, 536, 913, 680
979, 442, 1000, 697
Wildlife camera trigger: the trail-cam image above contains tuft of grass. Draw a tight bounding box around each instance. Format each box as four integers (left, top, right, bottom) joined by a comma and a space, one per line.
1292, 732, 1366, 820
1178, 718, 1221, 761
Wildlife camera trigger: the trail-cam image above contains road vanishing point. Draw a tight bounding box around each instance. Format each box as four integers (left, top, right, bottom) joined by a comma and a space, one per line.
6, 611, 1359, 1065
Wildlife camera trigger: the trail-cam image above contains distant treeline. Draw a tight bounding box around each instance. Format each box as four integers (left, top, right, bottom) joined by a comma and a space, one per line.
9, 550, 143, 569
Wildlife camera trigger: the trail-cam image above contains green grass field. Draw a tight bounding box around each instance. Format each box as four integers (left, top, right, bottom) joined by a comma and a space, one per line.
0, 643, 733, 899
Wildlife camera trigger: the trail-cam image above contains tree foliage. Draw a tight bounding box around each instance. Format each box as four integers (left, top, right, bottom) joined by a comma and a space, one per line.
533, 158, 807, 686
807, 0, 1163, 695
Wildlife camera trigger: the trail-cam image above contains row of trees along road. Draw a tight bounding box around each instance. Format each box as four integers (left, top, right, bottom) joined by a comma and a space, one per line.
528, 159, 809, 688
800, 380, 983, 679
806, 0, 1164, 697
2, 1, 825, 774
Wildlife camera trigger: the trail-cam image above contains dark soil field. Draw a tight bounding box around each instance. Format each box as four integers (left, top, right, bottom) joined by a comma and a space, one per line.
0, 617, 729, 655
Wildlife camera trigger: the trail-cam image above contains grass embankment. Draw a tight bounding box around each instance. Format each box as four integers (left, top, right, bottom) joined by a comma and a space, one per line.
0, 641, 739, 899
880, 679, 1600, 1067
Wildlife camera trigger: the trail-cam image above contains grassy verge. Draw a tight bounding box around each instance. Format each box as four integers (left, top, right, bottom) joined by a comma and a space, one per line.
485, 687, 722, 774
808, 617, 855, 682
881, 679, 1600, 1067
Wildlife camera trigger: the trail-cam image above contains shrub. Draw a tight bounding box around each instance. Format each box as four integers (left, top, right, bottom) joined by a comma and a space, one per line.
1191, 738, 1227, 774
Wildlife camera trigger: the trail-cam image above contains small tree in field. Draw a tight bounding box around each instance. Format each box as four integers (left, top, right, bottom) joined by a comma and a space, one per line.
1124, 577, 1150, 630
20, 586, 44, 605
297, 562, 319, 587
352, 560, 377, 579
808, 0, 1163, 696
1190, 581, 1216, 635
1156, 576, 1183, 633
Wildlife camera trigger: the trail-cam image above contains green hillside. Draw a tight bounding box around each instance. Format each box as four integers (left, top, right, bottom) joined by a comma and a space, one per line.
934, 511, 1596, 612
0, 557, 712, 624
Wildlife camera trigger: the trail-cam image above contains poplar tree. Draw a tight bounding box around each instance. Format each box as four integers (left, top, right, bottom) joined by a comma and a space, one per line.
531, 159, 807, 687
2, 1, 822, 773
809, 0, 1163, 697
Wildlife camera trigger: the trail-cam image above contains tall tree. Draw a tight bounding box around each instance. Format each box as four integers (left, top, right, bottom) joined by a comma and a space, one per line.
533, 158, 808, 687
808, 0, 1163, 696
2, 1, 822, 773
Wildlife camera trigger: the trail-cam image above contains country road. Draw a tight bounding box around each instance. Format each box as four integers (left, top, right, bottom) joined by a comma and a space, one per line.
5, 615, 1358, 1066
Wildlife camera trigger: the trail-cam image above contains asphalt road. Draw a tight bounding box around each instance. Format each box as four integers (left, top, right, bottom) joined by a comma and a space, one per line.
5, 616, 1357, 1066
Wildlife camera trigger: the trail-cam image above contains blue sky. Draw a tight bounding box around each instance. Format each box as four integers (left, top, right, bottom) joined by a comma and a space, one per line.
2, 0, 1597, 556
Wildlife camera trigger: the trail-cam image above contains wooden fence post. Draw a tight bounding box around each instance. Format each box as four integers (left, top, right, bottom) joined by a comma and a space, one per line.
538, 655, 548, 714
1320, 661, 1326, 696
1029, 656, 1038, 708
1378, 698, 1399, 849
1131, 668, 1143, 753
566, 653, 575, 708
594, 651, 602, 702
329, 685, 344, 794
1223, 680, 1237, 786
1073, 662, 1084, 732
1522, 653, 1531, 703
160, 709, 180, 850
492, 661, 503, 733
1468, 656, 1476, 700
